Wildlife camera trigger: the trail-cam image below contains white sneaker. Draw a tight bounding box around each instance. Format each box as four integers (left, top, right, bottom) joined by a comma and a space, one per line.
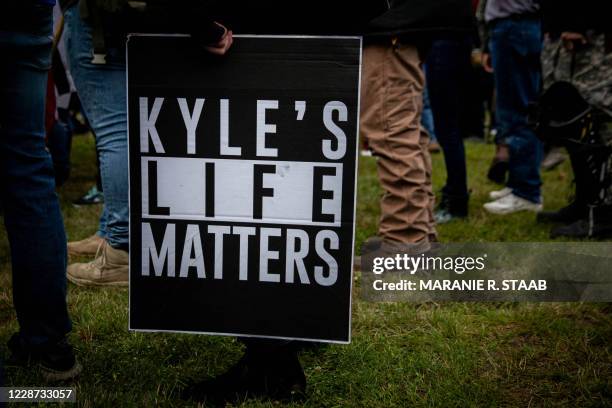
488, 187, 512, 200
483, 193, 543, 215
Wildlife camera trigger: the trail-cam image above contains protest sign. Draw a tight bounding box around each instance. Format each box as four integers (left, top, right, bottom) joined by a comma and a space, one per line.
128, 35, 361, 343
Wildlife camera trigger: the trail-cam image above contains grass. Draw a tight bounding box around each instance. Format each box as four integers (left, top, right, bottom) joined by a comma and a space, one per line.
1, 134, 610, 407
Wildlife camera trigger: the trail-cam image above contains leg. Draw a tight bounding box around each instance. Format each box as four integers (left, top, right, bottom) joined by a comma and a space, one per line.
0, 9, 71, 347
64, 6, 128, 249
426, 37, 471, 220
63, 6, 129, 285
360, 42, 432, 244
182, 338, 306, 404
0, 4, 80, 381
490, 18, 543, 204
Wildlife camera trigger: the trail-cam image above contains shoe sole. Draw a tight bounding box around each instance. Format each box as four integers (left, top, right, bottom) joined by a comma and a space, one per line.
67, 273, 128, 287
483, 204, 543, 215
41, 361, 82, 382
67, 249, 98, 258
72, 202, 103, 208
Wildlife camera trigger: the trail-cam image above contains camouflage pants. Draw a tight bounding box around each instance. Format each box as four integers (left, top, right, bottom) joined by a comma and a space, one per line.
542, 33, 612, 204
542, 32, 612, 118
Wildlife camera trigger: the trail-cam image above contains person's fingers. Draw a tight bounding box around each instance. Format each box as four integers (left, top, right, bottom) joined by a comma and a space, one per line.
482, 54, 494, 73
204, 46, 224, 55
560, 32, 587, 51
225, 31, 233, 48
204, 30, 233, 55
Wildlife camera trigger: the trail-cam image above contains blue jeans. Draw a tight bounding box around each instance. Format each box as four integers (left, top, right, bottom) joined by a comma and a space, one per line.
0, 4, 71, 345
490, 17, 543, 203
426, 37, 472, 200
64, 7, 129, 249
421, 82, 437, 142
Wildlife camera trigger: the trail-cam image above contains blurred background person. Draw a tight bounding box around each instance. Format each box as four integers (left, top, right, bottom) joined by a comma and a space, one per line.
479, 0, 544, 215
421, 83, 441, 153
536, 0, 612, 238
426, 33, 474, 224
1, 0, 80, 381
360, 0, 473, 254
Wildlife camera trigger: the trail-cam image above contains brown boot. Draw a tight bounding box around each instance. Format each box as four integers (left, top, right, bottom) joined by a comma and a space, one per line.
67, 241, 128, 287
67, 233, 104, 257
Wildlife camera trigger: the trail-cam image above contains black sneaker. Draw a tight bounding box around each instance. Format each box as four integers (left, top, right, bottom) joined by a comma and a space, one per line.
6, 334, 82, 382
73, 186, 103, 206
182, 351, 306, 406
435, 194, 468, 224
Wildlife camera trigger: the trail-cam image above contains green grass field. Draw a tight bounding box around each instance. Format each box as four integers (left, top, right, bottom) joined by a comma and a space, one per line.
1, 135, 610, 407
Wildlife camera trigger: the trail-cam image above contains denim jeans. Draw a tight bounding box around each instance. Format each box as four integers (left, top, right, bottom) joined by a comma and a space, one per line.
426, 37, 472, 200
421, 82, 437, 142
64, 6, 129, 249
0, 4, 71, 345
490, 17, 543, 203
98, 206, 108, 238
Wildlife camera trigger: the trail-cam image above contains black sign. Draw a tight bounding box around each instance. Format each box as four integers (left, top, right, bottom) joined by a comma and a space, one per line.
128, 35, 361, 343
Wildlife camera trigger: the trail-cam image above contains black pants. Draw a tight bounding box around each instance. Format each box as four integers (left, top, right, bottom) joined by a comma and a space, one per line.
426, 36, 472, 200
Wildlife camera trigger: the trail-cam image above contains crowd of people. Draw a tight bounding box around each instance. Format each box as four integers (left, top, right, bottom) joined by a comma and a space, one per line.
1, 0, 610, 404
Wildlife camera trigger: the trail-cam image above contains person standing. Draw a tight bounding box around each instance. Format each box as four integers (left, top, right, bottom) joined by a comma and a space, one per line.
426, 35, 474, 223
480, 0, 544, 215
1, 0, 80, 381
61, 0, 233, 286
536, 0, 612, 238
179, 1, 473, 404
361, 0, 473, 253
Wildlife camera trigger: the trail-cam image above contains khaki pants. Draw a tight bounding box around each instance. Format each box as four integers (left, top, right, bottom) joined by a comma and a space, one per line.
360, 42, 436, 244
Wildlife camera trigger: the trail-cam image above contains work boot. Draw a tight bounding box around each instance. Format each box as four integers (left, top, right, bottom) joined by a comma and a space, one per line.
537, 200, 586, 224
354, 236, 383, 270
67, 241, 128, 287
6, 333, 82, 382
67, 233, 104, 257
428, 141, 441, 153
359, 236, 431, 273
182, 348, 306, 405
550, 206, 612, 239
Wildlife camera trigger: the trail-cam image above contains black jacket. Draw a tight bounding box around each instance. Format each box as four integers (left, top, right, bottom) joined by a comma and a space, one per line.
368, 0, 474, 37
216, 0, 473, 38
541, 0, 612, 37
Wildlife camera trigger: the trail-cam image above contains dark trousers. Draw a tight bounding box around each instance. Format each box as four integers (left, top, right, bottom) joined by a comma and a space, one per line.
0, 5, 71, 346
426, 37, 472, 200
